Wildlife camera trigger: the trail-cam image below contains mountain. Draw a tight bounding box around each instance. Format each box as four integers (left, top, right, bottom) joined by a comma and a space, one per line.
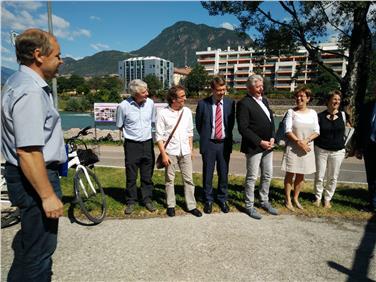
59, 21, 253, 76
59, 51, 133, 76
132, 21, 253, 67
1, 66, 16, 84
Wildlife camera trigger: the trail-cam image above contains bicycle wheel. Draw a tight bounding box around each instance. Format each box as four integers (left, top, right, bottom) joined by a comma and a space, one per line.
74, 167, 106, 224
1, 208, 20, 229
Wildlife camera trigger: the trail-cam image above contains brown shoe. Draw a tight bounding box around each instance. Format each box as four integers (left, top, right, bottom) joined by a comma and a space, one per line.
324, 200, 332, 209
285, 203, 295, 212
313, 199, 321, 207
293, 199, 304, 210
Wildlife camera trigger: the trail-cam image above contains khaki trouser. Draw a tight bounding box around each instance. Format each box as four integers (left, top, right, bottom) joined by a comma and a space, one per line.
165, 154, 196, 210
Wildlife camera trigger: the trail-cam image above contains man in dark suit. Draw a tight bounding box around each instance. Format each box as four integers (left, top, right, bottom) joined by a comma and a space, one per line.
355, 91, 376, 212
196, 76, 235, 213
237, 74, 278, 219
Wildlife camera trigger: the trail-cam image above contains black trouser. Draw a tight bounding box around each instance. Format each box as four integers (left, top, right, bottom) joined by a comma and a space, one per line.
123, 139, 154, 205
5, 163, 61, 282
364, 140, 376, 209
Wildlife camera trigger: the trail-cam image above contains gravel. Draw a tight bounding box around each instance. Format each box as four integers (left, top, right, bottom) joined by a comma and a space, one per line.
2, 213, 375, 281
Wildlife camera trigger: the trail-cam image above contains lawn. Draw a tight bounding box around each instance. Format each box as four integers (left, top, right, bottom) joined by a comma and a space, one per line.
60, 166, 373, 222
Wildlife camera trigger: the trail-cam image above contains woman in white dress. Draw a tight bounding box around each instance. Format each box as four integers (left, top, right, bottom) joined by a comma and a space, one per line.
281, 87, 320, 211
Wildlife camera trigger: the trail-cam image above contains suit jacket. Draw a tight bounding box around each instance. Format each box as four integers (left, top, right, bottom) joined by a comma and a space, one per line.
195, 96, 235, 155
355, 100, 376, 151
236, 95, 275, 155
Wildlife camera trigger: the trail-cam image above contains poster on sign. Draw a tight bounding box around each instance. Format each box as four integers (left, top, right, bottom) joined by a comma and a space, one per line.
94, 103, 118, 123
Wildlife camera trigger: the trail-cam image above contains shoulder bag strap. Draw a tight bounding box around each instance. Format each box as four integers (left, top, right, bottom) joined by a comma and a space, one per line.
164, 109, 184, 149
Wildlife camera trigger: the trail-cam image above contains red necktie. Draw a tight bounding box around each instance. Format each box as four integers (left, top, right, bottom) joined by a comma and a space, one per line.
215, 102, 222, 140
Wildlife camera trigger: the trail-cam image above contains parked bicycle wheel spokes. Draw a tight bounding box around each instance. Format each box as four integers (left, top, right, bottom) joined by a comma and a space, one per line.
74, 167, 106, 224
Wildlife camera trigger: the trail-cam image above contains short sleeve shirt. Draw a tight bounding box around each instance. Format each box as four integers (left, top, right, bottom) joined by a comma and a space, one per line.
115, 97, 155, 141
1, 65, 67, 166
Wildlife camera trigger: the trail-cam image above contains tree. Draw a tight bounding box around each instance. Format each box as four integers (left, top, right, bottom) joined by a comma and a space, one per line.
143, 74, 163, 97
202, 1, 374, 125
305, 66, 341, 105
184, 64, 209, 95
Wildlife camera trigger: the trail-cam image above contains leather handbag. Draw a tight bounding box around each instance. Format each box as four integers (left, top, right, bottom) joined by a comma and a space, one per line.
156, 109, 184, 169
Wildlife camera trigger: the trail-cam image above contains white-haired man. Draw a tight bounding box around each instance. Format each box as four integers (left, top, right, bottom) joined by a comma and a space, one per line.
237, 74, 278, 219
116, 79, 156, 214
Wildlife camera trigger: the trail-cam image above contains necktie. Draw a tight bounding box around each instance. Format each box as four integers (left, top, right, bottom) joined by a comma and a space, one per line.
215, 102, 222, 140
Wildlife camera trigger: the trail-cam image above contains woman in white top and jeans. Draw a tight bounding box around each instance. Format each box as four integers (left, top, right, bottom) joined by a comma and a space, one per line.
281, 87, 320, 211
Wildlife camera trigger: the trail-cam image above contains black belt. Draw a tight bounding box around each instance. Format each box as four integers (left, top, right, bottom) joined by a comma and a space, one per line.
5, 161, 59, 170
124, 138, 152, 144
46, 162, 60, 170
210, 139, 225, 144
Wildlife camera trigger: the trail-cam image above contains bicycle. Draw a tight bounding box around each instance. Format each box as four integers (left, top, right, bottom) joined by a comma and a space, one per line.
1, 163, 21, 229
66, 126, 107, 224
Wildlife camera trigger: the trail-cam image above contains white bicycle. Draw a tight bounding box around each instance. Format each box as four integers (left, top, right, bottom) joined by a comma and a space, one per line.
66, 126, 107, 224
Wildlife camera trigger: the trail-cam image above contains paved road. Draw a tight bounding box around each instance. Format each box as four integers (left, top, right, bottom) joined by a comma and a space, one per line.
2, 214, 375, 281
97, 145, 367, 184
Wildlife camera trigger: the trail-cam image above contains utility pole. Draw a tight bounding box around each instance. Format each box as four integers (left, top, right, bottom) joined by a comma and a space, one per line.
47, 1, 58, 109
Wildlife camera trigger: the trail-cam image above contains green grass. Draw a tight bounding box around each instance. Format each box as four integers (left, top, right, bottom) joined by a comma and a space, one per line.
60, 167, 374, 221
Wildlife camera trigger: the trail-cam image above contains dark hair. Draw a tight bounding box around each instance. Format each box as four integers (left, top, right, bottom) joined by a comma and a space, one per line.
210, 76, 226, 89
166, 85, 185, 106
326, 90, 342, 104
15, 28, 55, 65
295, 86, 312, 100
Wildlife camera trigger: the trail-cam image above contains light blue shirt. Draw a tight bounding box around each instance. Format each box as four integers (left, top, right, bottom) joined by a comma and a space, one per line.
116, 97, 155, 141
1, 65, 67, 166
211, 97, 225, 139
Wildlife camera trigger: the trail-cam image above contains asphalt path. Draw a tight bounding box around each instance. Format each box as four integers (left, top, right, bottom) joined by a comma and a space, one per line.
1, 214, 375, 281
97, 145, 367, 184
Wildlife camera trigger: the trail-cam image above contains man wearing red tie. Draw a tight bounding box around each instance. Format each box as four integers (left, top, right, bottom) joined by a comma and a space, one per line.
196, 77, 235, 214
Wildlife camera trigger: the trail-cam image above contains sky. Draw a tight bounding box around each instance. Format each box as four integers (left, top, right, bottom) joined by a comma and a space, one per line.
1, 1, 291, 70
2, 1, 329, 71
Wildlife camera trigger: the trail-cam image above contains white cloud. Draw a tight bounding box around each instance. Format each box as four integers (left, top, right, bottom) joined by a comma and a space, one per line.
1, 5, 90, 41
220, 22, 235, 31
90, 43, 110, 51
64, 54, 83, 60
90, 15, 101, 21
2, 55, 17, 63
72, 29, 91, 38
6, 1, 43, 12
1, 46, 11, 53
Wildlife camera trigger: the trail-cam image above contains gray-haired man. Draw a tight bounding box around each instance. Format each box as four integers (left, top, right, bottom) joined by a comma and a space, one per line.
237, 74, 278, 219
116, 79, 156, 214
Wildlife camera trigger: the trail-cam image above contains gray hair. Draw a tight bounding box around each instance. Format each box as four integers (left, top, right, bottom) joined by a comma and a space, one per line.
246, 74, 263, 88
128, 79, 148, 97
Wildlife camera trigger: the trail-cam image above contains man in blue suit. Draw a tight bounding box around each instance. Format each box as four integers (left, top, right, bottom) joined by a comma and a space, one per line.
196, 76, 235, 213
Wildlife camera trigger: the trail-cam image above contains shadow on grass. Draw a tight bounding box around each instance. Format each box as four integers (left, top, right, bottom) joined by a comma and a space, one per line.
328, 213, 376, 282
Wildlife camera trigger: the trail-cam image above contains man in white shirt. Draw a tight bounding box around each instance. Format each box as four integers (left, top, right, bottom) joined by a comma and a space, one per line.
155, 85, 202, 217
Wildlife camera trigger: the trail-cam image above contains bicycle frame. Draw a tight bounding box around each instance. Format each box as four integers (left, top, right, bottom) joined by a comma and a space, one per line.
67, 151, 96, 199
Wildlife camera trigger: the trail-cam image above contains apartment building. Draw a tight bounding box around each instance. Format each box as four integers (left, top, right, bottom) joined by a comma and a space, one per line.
118, 56, 174, 91
196, 42, 348, 92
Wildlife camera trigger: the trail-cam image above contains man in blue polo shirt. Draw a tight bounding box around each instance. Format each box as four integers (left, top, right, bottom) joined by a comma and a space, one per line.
1, 28, 66, 281
116, 79, 156, 214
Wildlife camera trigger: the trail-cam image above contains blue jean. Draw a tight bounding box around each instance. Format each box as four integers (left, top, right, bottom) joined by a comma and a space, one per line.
4, 164, 62, 282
